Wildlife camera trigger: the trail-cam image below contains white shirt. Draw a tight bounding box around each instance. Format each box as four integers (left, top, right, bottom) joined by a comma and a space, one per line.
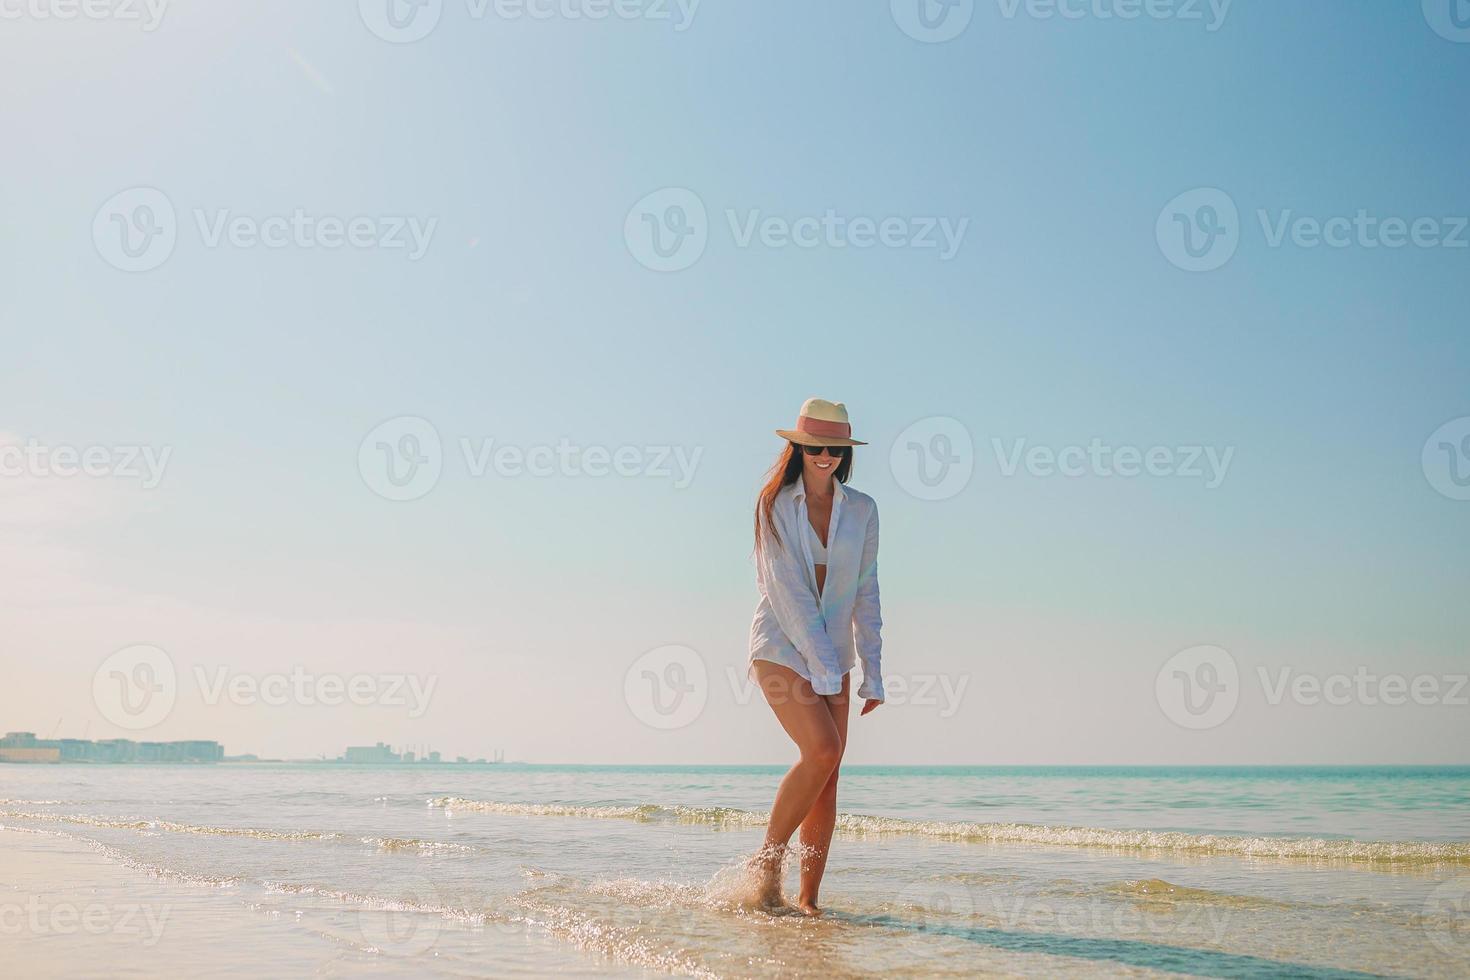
749, 479, 885, 701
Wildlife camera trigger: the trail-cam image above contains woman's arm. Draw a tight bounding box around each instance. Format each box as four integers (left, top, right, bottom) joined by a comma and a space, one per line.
755, 509, 845, 695
853, 504, 884, 703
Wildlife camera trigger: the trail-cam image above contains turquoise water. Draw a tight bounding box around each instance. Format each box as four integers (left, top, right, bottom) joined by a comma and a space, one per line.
3, 764, 1469, 977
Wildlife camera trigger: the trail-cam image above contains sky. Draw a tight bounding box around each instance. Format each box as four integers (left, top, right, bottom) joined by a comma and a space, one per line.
1, 0, 1467, 765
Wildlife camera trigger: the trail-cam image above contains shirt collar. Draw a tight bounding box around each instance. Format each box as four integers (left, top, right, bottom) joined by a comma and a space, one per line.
789, 478, 847, 506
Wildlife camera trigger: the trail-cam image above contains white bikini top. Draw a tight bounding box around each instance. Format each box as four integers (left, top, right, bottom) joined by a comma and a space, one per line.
806, 520, 828, 564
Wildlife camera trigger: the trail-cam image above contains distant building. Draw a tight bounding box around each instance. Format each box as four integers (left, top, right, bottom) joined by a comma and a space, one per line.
344, 742, 400, 764
0, 731, 222, 764
0, 747, 60, 763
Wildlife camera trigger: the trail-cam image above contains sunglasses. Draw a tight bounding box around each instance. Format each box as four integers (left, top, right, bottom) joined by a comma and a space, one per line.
799, 444, 850, 457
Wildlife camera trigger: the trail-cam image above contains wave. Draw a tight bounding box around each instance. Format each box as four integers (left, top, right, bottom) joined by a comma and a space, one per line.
1, 808, 348, 841
0, 809, 479, 855
359, 836, 480, 855
831, 813, 1470, 864
514, 896, 724, 979
428, 797, 765, 827
11, 798, 1468, 866
427, 797, 1470, 865
0, 823, 245, 888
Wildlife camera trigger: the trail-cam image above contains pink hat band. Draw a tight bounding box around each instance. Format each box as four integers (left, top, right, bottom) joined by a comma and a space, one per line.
795, 415, 852, 439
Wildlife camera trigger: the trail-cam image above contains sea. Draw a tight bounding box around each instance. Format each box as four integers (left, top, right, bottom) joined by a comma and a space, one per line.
2, 764, 1468, 978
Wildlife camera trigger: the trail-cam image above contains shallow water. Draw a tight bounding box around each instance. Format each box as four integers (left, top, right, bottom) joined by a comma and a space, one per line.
2, 764, 1468, 977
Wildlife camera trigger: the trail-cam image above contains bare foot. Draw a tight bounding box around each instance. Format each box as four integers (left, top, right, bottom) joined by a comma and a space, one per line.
744, 845, 786, 910
758, 891, 794, 914
794, 899, 823, 917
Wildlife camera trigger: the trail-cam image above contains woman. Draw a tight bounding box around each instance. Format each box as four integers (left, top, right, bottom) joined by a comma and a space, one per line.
747, 397, 885, 915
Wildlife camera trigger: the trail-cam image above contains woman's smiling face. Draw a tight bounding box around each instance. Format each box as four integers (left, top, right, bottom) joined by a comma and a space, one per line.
798, 444, 847, 483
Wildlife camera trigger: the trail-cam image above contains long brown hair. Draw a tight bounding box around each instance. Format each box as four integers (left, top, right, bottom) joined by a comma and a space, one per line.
754, 442, 853, 556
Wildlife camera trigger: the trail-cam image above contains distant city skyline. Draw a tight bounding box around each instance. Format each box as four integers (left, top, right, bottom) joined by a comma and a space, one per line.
0, 729, 511, 765
0, 730, 222, 764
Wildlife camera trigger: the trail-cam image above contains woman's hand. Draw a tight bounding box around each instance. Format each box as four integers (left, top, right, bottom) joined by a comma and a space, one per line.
860, 698, 882, 716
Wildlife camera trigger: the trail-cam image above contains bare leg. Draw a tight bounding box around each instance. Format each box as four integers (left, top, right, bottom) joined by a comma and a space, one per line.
749, 661, 845, 908
795, 676, 849, 914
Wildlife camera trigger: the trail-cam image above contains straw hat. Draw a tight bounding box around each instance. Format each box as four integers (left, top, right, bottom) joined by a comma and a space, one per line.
775, 398, 867, 448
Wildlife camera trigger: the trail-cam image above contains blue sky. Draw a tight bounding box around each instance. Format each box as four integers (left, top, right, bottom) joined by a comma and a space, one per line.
2, 1, 1467, 763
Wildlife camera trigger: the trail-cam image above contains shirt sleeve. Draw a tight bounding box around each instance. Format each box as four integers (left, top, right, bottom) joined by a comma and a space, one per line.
853, 503, 884, 702
755, 507, 845, 695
